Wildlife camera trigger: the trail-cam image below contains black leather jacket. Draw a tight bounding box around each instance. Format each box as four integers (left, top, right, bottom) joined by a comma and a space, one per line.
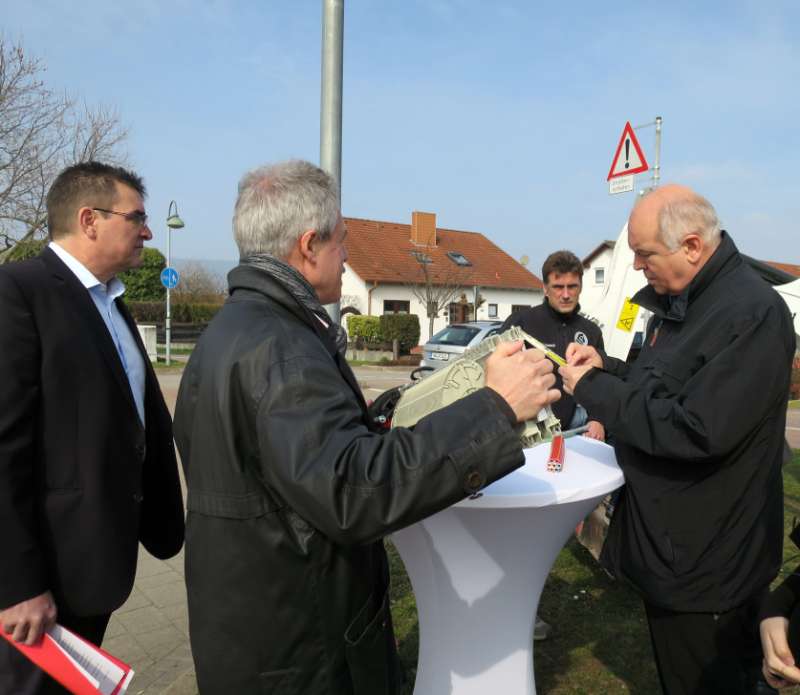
174, 265, 525, 694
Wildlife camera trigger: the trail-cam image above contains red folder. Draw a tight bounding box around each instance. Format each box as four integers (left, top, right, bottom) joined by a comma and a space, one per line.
1, 624, 134, 694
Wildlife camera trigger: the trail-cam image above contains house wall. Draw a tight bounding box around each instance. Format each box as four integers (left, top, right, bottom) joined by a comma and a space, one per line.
339, 266, 542, 344
581, 244, 650, 341
472, 288, 544, 325
580, 247, 614, 313
340, 264, 370, 317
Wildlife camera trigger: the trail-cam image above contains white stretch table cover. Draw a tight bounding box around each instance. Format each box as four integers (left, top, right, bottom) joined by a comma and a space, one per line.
391, 437, 623, 695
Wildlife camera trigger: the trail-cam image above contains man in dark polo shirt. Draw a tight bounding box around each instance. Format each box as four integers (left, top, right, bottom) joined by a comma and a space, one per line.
503, 249, 605, 439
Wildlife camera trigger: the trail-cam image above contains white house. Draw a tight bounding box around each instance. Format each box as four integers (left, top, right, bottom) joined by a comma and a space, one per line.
341, 211, 543, 344
579, 240, 615, 313
581, 239, 650, 347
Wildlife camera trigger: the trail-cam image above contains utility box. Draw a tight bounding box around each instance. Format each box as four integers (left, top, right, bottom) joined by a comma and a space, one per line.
137, 324, 158, 361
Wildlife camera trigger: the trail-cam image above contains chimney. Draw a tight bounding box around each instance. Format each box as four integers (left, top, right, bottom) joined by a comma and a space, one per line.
411, 211, 437, 246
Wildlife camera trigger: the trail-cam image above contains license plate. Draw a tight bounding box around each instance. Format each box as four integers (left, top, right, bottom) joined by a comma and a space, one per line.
429, 351, 449, 361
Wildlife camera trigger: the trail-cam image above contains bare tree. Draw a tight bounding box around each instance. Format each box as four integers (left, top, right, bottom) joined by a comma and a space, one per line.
0, 39, 128, 263
405, 250, 474, 338
172, 262, 226, 303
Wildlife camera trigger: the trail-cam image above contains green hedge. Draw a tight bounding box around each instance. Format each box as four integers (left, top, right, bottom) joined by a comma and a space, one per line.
5, 239, 47, 262
379, 314, 420, 353
127, 301, 223, 324
347, 314, 421, 354
118, 248, 166, 301
347, 315, 382, 343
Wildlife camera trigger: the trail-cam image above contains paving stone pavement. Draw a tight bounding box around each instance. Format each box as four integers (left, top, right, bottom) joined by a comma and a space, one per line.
101, 369, 198, 694
105, 547, 197, 694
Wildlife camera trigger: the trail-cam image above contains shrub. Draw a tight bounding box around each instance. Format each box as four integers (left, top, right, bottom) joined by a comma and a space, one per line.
173, 302, 223, 323
5, 238, 47, 262
379, 314, 421, 354
118, 248, 166, 301
347, 315, 382, 343
127, 301, 164, 323
127, 301, 222, 324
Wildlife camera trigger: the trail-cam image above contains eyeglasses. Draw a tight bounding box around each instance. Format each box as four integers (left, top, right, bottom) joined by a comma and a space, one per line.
93, 208, 148, 228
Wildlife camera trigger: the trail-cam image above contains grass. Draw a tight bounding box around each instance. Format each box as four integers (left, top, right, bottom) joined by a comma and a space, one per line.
156, 346, 194, 356
151, 362, 185, 372
789, 400, 799, 410
388, 449, 800, 694
150, 356, 189, 371
347, 358, 422, 368
347, 359, 395, 367
150, 347, 194, 370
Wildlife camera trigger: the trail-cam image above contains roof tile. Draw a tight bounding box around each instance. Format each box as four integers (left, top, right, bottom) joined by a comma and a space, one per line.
344, 216, 542, 290
765, 261, 800, 278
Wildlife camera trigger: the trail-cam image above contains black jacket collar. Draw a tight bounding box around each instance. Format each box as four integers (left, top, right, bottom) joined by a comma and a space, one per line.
632, 231, 740, 323
228, 264, 340, 358
542, 298, 583, 322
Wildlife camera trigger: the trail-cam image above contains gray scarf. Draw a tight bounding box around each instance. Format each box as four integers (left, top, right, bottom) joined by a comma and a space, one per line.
241, 254, 348, 355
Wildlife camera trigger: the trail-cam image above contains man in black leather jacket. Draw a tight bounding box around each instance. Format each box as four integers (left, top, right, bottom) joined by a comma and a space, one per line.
561, 184, 795, 695
173, 160, 561, 694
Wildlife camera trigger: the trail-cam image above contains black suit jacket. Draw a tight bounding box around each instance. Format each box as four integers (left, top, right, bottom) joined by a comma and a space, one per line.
0, 247, 184, 616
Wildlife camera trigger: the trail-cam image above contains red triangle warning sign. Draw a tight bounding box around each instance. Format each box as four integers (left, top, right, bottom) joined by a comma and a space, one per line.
607, 121, 649, 180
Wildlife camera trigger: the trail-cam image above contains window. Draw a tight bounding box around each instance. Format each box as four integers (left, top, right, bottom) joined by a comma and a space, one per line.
511, 304, 531, 314
428, 324, 481, 347
446, 251, 472, 267
488, 303, 498, 318
448, 302, 473, 324
595, 268, 605, 285
383, 300, 410, 314
410, 250, 432, 264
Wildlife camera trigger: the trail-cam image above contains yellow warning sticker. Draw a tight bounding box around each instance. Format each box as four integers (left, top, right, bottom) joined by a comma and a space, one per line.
616, 297, 639, 332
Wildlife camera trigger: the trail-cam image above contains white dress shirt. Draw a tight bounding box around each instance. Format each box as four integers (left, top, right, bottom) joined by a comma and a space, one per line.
49, 242, 146, 426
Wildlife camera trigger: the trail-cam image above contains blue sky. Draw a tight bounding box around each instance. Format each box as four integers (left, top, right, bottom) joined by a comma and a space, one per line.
5, 1, 799, 277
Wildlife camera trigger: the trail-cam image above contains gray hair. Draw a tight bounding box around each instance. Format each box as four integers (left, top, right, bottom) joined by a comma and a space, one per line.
657, 193, 721, 251
233, 160, 340, 259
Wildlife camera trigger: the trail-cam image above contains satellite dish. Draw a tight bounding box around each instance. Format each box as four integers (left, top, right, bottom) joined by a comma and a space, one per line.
519, 254, 529, 267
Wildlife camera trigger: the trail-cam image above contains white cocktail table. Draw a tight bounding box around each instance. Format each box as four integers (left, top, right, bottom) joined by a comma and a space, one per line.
391, 436, 623, 694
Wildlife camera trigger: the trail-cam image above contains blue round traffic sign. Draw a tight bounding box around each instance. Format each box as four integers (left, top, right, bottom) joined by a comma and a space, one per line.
161, 267, 179, 289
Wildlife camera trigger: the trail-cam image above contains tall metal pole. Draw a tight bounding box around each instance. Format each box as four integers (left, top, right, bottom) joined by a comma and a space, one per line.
653, 116, 662, 189
164, 201, 184, 366
320, 0, 344, 324
634, 117, 663, 195
166, 228, 171, 366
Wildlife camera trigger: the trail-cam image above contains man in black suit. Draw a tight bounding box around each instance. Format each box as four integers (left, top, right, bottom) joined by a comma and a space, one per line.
0, 162, 185, 694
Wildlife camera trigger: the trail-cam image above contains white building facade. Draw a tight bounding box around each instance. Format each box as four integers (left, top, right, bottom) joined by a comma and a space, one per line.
342, 212, 544, 345
340, 273, 543, 344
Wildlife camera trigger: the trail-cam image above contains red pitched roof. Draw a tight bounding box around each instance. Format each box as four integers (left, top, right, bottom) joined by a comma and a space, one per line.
765, 261, 800, 278
344, 217, 542, 290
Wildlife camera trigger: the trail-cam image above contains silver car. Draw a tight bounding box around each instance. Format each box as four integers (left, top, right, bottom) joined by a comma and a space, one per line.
419, 321, 504, 371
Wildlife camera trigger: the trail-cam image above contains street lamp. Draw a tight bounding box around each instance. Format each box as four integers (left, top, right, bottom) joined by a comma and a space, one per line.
165, 201, 185, 366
